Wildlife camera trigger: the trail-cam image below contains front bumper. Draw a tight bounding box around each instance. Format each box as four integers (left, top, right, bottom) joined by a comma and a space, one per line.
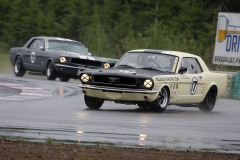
79, 84, 157, 94
55, 64, 85, 76
79, 84, 158, 102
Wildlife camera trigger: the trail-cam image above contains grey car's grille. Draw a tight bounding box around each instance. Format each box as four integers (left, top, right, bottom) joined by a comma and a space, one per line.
71, 58, 102, 67
93, 75, 137, 86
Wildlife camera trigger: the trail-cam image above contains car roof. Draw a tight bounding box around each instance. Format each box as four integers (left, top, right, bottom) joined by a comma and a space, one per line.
32, 36, 82, 43
128, 49, 200, 59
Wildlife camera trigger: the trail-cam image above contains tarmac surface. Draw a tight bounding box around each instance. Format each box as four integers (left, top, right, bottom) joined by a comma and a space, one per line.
0, 74, 240, 154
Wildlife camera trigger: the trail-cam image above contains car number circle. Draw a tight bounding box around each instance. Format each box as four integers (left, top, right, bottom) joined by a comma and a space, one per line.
30, 52, 36, 63
190, 77, 198, 95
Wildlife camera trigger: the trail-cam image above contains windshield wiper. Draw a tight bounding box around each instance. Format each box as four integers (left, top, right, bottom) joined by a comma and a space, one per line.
116, 64, 136, 68
138, 67, 167, 72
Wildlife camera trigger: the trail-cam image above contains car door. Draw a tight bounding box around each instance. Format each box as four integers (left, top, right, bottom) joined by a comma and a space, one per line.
176, 57, 205, 103
23, 39, 45, 71
32, 39, 45, 71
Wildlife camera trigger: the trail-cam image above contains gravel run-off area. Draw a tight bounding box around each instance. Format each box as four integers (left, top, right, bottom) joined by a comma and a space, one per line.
0, 139, 240, 160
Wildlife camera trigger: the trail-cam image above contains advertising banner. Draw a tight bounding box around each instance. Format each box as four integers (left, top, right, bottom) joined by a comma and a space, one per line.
213, 12, 240, 66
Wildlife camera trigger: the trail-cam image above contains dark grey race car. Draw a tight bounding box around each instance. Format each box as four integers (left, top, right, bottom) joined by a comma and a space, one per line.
9, 37, 117, 82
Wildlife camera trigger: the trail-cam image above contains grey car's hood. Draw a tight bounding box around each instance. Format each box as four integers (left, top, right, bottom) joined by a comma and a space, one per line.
48, 50, 101, 61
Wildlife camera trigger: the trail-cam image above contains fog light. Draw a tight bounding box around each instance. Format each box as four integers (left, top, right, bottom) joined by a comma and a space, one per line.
144, 96, 148, 100
83, 90, 87, 94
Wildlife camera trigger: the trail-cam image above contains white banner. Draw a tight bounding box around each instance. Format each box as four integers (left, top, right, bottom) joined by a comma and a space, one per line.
213, 12, 240, 66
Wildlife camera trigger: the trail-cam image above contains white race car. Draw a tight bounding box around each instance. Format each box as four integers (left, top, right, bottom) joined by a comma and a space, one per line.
79, 49, 227, 112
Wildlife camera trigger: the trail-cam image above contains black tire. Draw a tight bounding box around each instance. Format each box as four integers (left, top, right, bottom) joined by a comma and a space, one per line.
84, 95, 104, 110
46, 61, 57, 80
151, 87, 169, 112
199, 86, 217, 112
59, 76, 70, 82
14, 56, 26, 77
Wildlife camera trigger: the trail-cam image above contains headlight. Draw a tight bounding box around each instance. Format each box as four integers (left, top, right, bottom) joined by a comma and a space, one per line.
144, 79, 153, 88
81, 74, 90, 83
60, 57, 66, 63
104, 63, 110, 68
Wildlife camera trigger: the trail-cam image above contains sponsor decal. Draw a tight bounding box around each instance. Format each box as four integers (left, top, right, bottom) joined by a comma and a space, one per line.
190, 77, 198, 95
173, 84, 176, 90
155, 77, 179, 81
30, 52, 36, 63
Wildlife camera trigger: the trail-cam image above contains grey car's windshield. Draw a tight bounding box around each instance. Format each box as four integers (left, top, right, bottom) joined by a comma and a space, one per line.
116, 52, 179, 73
46, 40, 88, 55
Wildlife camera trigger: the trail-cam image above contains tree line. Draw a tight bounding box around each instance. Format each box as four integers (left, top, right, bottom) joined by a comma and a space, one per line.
0, 0, 239, 67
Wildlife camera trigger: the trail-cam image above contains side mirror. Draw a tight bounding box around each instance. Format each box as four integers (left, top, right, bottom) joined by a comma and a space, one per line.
40, 46, 44, 51
178, 67, 187, 74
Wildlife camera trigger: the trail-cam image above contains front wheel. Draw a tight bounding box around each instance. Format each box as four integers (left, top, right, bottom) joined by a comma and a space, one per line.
14, 56, 26, 77
199, 87, 217, 112
84, 95, 104, 110
151, 87, 169, 112
46, 61, 57, 80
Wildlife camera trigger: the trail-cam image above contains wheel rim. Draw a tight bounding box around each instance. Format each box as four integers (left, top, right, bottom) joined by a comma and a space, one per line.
47, 64, 52, 77
14, 59, 20, 73
157, 88, 168, 108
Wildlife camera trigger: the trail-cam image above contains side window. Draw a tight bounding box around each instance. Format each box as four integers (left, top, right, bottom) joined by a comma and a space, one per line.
181, 58, 202, 74
28, 39, 44, 50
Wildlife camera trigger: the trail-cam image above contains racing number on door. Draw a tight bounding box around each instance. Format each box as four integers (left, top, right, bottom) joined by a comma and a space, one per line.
190, 77, 198, 95
30, 52, 36, 63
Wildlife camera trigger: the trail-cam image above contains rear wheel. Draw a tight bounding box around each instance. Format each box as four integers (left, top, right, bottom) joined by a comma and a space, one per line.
46, 61, 57, 80
14, 56, 26, 77
84, 95, 104, 109
199, 86, 217, 112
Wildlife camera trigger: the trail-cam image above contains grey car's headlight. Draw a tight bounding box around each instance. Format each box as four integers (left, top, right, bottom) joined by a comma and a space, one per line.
60, 57, 66, 63
144, 79, 153, 88
104, 63, 110, 68
81, 74, 90, 83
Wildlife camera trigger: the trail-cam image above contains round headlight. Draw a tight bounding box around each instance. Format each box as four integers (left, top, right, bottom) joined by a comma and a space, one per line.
60, 57, 66, 63
81, 74, 90, 82
104, 63, 110, 68
144, 79, 153, 88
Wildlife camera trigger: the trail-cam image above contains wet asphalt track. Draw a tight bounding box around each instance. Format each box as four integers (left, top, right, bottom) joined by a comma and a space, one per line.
0, 73, 240, 153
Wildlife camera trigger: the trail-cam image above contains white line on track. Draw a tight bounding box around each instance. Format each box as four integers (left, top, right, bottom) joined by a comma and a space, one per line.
0, 82, 53, 101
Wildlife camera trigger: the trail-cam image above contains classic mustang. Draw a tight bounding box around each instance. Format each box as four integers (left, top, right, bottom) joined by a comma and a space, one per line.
79, 49, 227, 112
9, 37, 117, 81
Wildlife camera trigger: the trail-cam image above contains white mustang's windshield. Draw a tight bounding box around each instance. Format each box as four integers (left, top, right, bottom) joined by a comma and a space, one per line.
46, 40, 88, 55
116, 52, 179, 73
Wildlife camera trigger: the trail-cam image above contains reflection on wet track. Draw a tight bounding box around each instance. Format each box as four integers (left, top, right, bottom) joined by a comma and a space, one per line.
1, 125, 240, 153
0, 82, 53, 101
0, 74, 240, 154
